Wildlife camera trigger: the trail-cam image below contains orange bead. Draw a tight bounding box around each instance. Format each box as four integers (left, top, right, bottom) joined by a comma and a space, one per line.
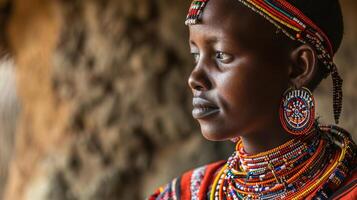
296, 33, 302, 39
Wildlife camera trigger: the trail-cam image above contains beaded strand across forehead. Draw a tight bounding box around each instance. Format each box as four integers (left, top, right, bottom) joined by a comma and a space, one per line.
185, 0, 209, 25
184, 0, 344, 124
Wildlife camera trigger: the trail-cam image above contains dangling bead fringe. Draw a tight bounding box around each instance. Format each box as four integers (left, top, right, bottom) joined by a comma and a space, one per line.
331, 65, 343, 124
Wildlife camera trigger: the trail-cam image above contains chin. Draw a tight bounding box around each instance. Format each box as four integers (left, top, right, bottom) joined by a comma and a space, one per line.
199, 122, 232, 141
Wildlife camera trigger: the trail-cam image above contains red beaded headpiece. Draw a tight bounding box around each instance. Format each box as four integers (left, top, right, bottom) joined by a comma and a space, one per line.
185, 0, 343, 124
185, 0, 209, 25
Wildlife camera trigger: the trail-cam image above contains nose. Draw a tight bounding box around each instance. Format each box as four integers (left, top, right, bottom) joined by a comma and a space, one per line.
188, 62, 212, 92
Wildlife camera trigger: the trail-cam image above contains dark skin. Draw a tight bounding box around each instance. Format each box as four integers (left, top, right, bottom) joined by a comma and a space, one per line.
188, 0, 319, 154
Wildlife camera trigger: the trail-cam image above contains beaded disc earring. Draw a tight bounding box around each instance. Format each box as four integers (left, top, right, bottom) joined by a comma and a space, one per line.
279, 87, 315, 135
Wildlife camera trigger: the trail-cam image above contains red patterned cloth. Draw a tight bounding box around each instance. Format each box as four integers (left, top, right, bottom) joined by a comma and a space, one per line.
148, 161, 224, 200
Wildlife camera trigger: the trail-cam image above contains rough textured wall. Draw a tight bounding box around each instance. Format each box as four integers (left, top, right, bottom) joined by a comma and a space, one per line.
4, 0, 232, 199
0, 1, 18, 199
1, 0, 356, 200
0, 57, 19, 200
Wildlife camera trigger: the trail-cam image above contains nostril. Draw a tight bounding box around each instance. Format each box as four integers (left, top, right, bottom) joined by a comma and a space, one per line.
188, 75, 206, 91
188, 65, 212, 91
195, 85, 204, 91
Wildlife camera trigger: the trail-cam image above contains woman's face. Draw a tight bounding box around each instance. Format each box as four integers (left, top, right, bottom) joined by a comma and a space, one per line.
188, 0, 292, 141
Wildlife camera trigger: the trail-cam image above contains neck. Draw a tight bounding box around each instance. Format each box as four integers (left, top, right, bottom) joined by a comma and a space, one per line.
239, 124, 297, 154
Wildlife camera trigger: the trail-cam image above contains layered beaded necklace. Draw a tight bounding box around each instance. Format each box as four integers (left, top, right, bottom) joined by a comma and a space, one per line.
210, 125, 356, 200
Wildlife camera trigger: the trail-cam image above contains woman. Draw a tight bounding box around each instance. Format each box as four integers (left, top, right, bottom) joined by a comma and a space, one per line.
149, 0, 356, 199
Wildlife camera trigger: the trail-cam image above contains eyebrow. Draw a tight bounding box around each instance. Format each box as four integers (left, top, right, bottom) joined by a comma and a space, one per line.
189, 35, 220, 46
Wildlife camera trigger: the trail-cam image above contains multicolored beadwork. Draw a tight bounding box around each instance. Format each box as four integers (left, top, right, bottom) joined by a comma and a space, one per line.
279, 87, 315, 135
190, 166, 207, 200
185, 0, 209, 25
185, 0, 344, 124
210, 124, 357, 200
331, 67, 343, 124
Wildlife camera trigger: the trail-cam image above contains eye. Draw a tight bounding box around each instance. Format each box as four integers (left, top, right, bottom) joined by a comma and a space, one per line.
215, 51, 233, 63
191, 52, 200, 64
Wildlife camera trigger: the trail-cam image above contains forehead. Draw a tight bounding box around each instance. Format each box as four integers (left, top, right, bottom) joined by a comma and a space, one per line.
188, 0, 276, 45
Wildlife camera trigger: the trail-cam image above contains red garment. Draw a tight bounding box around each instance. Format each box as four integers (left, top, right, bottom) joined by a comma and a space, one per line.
330, 170, 357, 200
148, 161, 224, 200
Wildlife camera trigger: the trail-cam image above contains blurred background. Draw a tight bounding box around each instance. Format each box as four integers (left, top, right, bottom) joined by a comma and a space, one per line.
0, 0, 355, 199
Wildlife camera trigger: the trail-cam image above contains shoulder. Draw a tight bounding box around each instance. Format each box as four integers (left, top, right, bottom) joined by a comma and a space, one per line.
330, 168, 357, 200
147, 160, 225, 200
319, 124, 357, 199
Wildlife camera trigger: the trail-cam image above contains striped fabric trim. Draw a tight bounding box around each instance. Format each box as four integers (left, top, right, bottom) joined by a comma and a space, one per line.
190, 166, 207, 200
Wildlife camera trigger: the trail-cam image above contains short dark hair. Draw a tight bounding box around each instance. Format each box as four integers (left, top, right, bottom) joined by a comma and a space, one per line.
287, 0, 344, 89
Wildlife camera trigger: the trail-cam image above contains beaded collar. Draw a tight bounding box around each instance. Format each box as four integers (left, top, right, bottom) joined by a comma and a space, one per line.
210, 125, 357, 200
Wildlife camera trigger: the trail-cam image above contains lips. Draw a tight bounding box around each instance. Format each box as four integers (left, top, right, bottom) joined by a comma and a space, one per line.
192, 97, 220, 119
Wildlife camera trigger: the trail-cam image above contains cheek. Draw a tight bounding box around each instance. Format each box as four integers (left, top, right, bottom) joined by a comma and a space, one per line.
216, 68, 252, 114
246, 59, 289, 97
217, 65, 288, 116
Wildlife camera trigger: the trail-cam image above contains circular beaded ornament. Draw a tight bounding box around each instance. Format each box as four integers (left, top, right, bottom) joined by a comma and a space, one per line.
280, 87, 315, 135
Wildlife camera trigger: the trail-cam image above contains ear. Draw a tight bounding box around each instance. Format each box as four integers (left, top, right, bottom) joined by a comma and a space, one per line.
288, 44, 318, 88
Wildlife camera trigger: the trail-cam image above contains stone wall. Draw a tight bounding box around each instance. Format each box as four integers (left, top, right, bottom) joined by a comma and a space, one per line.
0, 0, 356, 199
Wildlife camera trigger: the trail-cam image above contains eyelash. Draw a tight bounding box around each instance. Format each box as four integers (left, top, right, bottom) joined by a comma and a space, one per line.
215, 52, 232, 63
191, 51, 233, 64
191, 52, 200, 63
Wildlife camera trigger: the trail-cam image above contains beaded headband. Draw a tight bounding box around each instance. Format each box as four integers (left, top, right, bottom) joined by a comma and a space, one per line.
185, 0, 209, 25
185, 0, 343, 124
